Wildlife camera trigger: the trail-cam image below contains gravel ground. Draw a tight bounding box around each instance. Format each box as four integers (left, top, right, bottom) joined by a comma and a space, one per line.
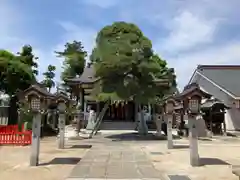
0, 137, 89, 180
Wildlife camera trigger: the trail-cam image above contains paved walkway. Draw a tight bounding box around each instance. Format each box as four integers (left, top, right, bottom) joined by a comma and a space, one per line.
66, 134, 166, 180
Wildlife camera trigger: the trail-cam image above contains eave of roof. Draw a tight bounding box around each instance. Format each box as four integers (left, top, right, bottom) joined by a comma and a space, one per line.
188, 64, 240, 99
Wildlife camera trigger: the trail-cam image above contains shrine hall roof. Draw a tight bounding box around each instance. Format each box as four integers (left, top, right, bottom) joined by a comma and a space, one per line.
66, 65, 99, 84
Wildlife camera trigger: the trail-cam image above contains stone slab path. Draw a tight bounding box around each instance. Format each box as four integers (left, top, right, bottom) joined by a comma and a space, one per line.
67, 140, 166, 180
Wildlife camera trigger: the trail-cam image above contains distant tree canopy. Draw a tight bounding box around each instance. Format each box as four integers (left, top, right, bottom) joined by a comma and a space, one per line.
0, 45, 38, 95
55, 41, 87, 98
42, 65, 56, 92
56, 41, 87, 81
0, 45, 39, 124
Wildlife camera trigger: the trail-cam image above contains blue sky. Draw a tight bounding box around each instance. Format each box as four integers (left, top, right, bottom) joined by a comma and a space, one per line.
1, 0, 240, 90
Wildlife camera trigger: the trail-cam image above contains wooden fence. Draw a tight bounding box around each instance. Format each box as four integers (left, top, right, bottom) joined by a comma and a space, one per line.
0, 125, 32, 146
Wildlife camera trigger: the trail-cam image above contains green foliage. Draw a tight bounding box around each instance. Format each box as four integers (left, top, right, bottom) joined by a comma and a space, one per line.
55, 41, 87, 96
42, 65, 56, 92
145, 54, 178, 104
0, 50, 34, 94
0, 46, 38, 126
17, 100, 33, 130
56, 41, 87, 81
18, 45, 39, 76
91, 21, 174, 103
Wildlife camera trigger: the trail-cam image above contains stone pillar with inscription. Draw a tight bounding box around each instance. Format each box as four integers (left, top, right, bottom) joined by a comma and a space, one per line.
86, 109, 96, 130
30, 113, 41, 166
188, 114, 200, 166
167, 114, 173, 149
58, 113, 66, 149
155, 113, 163, 137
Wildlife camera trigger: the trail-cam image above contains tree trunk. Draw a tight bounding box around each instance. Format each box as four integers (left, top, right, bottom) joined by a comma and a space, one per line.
89, 101, 110, 138
138, 104, 148, 136
8, 95, 18, 125
76, 95, 80, 104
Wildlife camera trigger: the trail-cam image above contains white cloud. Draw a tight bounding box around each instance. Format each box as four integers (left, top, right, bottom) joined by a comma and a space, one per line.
168, 42, 240, 89
56, 21, 97, 57
80, 0, 119, 8
1, 0, 240, 93
45, 21, 98, 86
152, 2, 239, 90
160, 11, 217, 53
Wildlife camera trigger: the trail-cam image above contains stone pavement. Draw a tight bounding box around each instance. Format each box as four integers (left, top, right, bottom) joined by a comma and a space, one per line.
66, 135, 166, 180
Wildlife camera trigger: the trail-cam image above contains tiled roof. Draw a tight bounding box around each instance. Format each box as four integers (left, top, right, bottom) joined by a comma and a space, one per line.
201, 98, 229, 109
66, 66, 98, 84
176, 83, 212, 99
197, 65, 240, 97
66, 65, 171, 86
23, 84, 55, 98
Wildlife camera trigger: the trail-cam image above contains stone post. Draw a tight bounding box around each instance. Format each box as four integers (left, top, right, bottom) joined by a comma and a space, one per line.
47, 110, 53, 129
30, 113, 41, 166
138, 109, 148, 135
83, 101, 87, 121
75, 110, 81, 136
58, 113, 66, 149
188, 114, 200, 166
86, 110, 96, 130
167, 114, 173, 149
52, 110, 57, 129
155, 113, 163, 137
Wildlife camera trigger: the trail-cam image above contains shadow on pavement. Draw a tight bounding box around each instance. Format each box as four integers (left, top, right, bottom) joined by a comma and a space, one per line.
69, 144, 92, 149
105, 132, 181, 141
226, 132, 238, 137
39, 157, 81, 166
200, 157, 229, 166
168, 175, 191, 180
173, 144, 189, 149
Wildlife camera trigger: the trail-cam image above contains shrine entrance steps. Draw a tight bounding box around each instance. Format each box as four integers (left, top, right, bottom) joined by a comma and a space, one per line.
100, 121, 136, 130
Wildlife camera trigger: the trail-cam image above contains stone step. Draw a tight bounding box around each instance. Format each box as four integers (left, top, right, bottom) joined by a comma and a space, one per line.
100, 121, 136, 130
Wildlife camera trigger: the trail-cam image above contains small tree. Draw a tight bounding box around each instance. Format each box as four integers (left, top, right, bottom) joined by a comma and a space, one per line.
90, 22, 174, 135
55, 41, 87, 100
18, 45, 39, 77
42, 65, 56, 92
0, 49, 35, 124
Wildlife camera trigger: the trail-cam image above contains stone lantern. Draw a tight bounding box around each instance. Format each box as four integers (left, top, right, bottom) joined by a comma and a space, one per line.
176, 83, 211, 166
163, 97, 176, 149
18, 83, 54, 166
53, 92, 71, 149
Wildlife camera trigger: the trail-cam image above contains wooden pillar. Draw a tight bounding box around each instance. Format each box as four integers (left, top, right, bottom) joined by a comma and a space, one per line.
97, 102, 100, 117
124, 102, 129, 121
81, 89, 84, 111
84, 100, 87, 121
210, 108, 213, 136
223, 111, 227, 135
134, 100, 138, 122
152, 104, 156, 121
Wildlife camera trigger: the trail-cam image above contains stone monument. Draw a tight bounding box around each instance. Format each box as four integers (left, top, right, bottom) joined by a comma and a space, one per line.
86, 109, 96, 130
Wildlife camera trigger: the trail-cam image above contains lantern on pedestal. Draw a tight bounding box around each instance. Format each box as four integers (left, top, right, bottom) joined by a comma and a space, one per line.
56, 98, 67, 149
17, 84, 55, 166
163, 97, 176, 149
176, 83, 212, 167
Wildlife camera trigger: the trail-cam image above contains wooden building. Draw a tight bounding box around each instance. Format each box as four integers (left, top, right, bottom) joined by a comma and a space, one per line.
66, 64, 171, 124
